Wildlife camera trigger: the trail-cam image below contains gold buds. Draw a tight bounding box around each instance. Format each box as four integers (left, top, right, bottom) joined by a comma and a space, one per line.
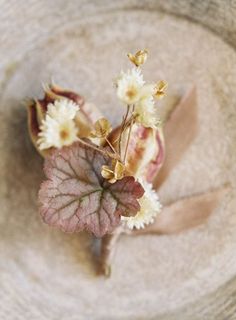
90, 118, 112, 139
127, 49, 148, 67
101, 160, 125, 184
154, 80, 168, 99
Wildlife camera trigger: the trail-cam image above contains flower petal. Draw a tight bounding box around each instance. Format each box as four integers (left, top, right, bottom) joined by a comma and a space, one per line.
108, 124, 165, 181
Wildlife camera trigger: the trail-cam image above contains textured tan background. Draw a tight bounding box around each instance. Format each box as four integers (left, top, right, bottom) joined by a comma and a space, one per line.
1, 1, 236, 319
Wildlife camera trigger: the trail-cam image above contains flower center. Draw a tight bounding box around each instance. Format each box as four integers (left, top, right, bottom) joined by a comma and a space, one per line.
60, 129, 69, 141
126, 87, 137, 99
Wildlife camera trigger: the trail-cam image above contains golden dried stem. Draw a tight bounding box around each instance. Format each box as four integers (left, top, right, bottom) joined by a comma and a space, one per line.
105, 137, 118, 155
77, 138, 119, 160
118, 105, 130, 155
123, 105, 135, 163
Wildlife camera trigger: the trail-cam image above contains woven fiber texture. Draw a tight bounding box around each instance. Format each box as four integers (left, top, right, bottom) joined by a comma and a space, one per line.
0, 1, 236, 319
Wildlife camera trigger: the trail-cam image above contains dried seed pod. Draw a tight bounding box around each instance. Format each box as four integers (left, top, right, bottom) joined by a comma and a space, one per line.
90, 118, 112, 139
101, 160, 125, 184
154, 80, 168, 99
108, 124, 165, 182
127, 49, 148, 67
27, 83, 102, 157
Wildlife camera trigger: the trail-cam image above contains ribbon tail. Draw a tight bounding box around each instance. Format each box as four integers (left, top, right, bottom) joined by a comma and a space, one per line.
130, 184, 229, 236
154, 86, 198, 189
97, 227, 123, 277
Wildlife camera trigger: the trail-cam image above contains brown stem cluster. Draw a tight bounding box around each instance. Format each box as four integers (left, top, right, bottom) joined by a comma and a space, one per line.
83, 104, 136, 168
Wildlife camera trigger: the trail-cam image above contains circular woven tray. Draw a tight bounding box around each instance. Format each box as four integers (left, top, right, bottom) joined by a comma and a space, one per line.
1, 1, 236, 319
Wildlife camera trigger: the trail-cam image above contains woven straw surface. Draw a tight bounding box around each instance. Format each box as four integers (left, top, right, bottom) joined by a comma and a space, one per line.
1, 1, 236, 319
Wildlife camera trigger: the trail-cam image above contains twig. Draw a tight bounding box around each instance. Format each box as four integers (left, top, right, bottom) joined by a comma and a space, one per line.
77, 137, 119, 160
118, 105, 130, 155
105, 137, 119, 156
98, 227, 123, 277
111, 114, 134, 145
123, 105, 135, 163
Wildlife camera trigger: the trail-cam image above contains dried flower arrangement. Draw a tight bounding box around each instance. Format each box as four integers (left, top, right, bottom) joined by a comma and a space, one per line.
27, 50, 228, 276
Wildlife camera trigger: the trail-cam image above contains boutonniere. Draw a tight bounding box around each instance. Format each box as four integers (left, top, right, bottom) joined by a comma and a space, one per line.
27, 50, 228, 276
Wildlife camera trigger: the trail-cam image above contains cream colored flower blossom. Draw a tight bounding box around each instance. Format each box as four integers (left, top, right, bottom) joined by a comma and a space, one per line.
134, 84, 158, 128
116, 68, 144, 105
122, 179, 162, 229
37, 99, 79, 150
47, 99, 79, 120
134, 100, 158, 128
139, 83, 155, 99
37, 116, 78, 150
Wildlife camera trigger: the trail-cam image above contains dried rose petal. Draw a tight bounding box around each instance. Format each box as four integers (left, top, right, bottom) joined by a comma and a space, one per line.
108, 124, 165, 183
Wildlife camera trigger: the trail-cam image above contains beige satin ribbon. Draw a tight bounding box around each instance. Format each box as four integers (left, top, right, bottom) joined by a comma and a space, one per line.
132, 185, 229, 236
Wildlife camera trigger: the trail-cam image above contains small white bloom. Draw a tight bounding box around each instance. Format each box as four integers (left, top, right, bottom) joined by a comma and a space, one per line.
38, 116, 78, 150
134, 84, 158, 128
37, 99, 79, 150
134, 100, 158, 128
116, 68, 144, 105
139, 83, 155, 100
47, 99, 79, 122
122, 179, 162, 230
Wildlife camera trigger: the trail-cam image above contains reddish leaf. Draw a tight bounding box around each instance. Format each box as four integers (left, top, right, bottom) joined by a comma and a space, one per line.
38, 142, 144, 237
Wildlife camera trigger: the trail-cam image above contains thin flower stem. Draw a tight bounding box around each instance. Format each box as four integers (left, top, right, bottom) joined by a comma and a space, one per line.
105, 137, 118, 156
118, 105, 130, 155
123, 105, 135, 163
112, 115, 134, 145
77, 138, 119, 160
123, 115, 135, 132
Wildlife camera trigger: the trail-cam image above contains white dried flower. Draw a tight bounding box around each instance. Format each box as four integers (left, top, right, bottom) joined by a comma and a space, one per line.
37, 116, 78, 150
134, 100, 158, 128
47, 99, 79, 121
134, 84, 158, 128
139, 83, 155, 100
116, 68, 144, 105
37, 99, 79, 150
122, 179, 162, 229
